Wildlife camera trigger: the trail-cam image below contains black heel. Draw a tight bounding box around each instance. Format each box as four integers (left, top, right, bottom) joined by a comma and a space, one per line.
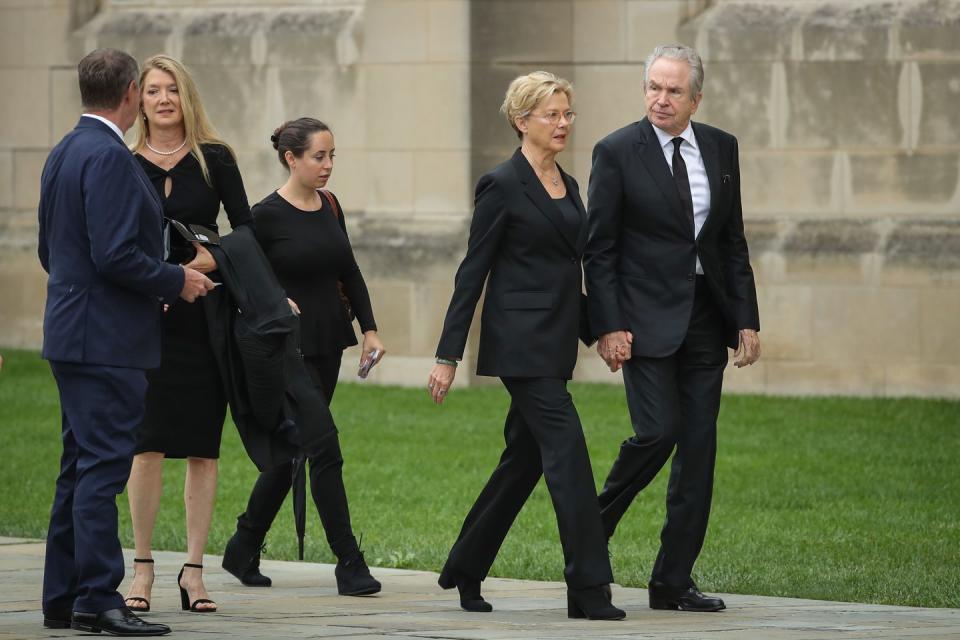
567, 594, 586, 619
567, 585, 625, 620
124, 557, 154, 612
178, 563, 217, 613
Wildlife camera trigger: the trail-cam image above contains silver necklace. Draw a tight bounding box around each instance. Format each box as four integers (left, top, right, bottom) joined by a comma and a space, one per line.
145, 137, 187, 156
523, 151, 560, 186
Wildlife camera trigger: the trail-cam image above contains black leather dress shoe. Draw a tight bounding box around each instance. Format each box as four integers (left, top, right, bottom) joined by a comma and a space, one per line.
648, 581, 725, 612
72, 606, 171, 636
42, 609, 71, 629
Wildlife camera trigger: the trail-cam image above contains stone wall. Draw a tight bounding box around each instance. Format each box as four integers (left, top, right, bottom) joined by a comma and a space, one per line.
0, 0, 957, 397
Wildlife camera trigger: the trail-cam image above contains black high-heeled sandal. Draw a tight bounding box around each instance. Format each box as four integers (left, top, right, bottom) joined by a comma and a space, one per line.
177, 563, 217, 612
124, 557, 154, 612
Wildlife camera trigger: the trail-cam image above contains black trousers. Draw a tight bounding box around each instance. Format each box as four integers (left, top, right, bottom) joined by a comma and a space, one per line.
234, 352, 358, 560
439, 377, 613, 589
598, 277, 728, 588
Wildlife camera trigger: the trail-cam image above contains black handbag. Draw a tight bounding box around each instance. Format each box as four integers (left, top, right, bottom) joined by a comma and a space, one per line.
163, 218, 220, 265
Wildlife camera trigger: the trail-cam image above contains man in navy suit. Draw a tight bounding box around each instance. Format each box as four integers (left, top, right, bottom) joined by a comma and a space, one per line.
585, 44, 761, 612
38, 48, 214, 636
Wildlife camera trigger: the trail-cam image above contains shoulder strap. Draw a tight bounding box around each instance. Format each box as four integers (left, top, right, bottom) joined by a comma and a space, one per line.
318, 189, 340, 219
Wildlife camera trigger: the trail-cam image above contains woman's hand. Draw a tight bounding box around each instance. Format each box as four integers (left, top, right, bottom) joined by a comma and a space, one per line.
287, 298, 301, 315
427, 363, 456, 405
360, 330, 385, 369
183, 242, 217, 274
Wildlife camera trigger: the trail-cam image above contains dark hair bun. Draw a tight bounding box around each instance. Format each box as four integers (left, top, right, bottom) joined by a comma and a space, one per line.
270, 128, 282, 150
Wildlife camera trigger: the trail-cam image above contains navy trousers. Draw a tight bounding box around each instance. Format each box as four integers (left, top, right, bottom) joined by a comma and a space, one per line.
43, 361, 146, 615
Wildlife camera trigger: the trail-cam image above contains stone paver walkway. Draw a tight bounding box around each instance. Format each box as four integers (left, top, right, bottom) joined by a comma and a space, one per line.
0, 537, 957, 639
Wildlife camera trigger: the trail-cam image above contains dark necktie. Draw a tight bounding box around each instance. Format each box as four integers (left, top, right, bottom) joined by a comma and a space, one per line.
671, 137, 695, 236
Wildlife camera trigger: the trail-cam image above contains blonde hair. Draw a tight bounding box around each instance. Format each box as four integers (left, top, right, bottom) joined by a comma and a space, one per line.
132, 54, 233, 186
500, 71, 574, 139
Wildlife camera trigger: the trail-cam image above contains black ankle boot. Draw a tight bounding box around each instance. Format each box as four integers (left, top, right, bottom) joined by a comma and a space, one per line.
455, 576, 493, 613
335, 549, 381, 596
222, 532, 272, 587
567, 585, 626, 620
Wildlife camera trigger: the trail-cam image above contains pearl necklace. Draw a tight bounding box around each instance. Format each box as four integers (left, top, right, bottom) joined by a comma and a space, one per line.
145, 138, 187, 156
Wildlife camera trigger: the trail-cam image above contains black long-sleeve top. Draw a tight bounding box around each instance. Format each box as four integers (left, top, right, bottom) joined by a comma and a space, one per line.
252, 190, 376, 357
136, 143, 252, 340
136, 143, 252, 233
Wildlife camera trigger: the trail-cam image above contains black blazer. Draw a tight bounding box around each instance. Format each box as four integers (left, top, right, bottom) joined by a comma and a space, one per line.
584, 118, 760, 357
436, 148, 589, 379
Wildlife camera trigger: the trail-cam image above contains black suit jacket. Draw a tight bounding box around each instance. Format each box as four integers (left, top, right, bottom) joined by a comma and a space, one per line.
436, 148, 589, 379
584, 118, 760, 357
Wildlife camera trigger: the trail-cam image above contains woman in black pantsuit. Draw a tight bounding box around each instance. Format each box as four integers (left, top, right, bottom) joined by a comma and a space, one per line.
426, 72, 624, 620
221, 118, 383, 596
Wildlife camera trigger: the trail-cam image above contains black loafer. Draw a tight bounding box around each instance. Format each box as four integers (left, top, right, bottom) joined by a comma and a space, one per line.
72, 606, 171, 636
648, 581, 725, 612
42, 609, 72, 629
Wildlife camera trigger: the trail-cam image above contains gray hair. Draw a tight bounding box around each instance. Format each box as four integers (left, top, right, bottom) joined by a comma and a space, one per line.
77, 48, 139, 110
643, 44, 704, 96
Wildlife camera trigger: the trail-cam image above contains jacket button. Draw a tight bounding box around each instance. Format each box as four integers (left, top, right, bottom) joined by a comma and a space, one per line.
687, 273, 695, 281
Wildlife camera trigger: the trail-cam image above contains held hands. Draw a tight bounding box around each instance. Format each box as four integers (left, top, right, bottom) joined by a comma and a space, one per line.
179, 265, 215, 302
734, 329, 761, 367
598, 330, 634, 372
183, 242, 218, 274
427, 363, 456, 405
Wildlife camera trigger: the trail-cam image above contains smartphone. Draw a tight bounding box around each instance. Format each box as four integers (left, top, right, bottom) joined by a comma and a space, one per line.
357, 349, 381, 379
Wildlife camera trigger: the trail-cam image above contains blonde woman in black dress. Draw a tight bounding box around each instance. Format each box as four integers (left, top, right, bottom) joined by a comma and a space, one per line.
123, 55, 250, 614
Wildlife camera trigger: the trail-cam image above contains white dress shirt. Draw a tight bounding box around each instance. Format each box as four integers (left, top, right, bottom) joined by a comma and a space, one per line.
81, 113, 125, 142
652, 122, 710, 275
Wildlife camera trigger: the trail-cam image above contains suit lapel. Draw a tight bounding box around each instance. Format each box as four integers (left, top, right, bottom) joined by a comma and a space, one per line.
635, 118, 689, 234
693, 121, 722, 236
511, 149, 579, 254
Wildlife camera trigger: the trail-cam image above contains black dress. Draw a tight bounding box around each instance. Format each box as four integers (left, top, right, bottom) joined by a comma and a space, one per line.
135, 144, 252, 459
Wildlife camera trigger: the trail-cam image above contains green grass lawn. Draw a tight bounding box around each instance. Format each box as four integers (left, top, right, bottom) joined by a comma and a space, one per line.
1, 348, 958, 608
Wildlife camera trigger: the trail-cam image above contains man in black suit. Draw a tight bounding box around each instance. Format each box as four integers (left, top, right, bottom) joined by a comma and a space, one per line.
584, 44, 761, 612
38, 48, 212, 635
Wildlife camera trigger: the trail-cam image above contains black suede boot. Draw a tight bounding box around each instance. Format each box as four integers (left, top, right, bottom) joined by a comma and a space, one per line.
222, 532, 272, 587
334, 548, 381, 596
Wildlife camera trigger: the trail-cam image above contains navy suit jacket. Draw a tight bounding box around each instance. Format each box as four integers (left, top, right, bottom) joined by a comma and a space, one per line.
38, 117, 184, 369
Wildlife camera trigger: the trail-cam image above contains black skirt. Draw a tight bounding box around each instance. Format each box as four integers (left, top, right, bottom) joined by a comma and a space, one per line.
136, 296, 227, 459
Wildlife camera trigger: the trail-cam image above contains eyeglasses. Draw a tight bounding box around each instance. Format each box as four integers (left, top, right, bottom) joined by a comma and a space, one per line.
527, 110, 577, 125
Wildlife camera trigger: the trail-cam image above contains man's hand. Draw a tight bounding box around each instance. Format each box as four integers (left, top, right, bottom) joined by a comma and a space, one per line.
734, 329, 761, 367
179, 266, 215, 302
597, 330, 633, 372
183, 242, 218, 274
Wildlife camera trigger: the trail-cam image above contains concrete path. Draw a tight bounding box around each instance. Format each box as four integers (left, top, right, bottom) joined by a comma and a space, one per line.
0, 537, 957, 639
